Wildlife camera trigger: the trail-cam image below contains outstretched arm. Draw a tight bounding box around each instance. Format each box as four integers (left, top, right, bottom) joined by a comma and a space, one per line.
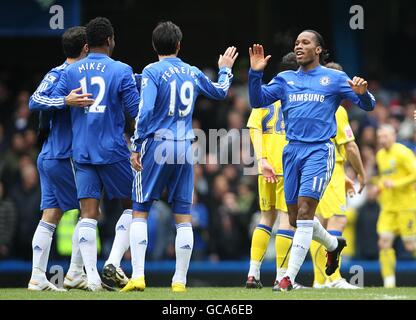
248, 44, 284, 108
339, 73, 376, 111
197, 46, 238, 100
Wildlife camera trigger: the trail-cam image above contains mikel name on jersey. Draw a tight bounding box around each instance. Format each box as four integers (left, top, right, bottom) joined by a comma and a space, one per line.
77, 62, 107, 73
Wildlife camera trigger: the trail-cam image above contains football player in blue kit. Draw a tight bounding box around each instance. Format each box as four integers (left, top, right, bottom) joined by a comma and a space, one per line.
52, 17, 141, 291
28, 26, 94, 291
121, 21, 238, 293
248, 30, 376, 291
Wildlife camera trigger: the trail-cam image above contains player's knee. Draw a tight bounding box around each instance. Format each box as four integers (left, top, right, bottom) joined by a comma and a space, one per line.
259, 210, 277, 227
328, 215, 347, 232
403, 239, 416, 252
288, 215, 297, 228
378, 236, 393, 250
297, 203, 313, 220
41, 209, 62, 225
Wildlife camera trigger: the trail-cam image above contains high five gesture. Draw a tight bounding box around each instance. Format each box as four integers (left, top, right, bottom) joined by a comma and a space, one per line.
249, 44, 271, 71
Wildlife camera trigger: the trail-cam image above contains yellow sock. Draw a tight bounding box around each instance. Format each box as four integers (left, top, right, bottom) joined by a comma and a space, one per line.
275, 229, 294, 281
310, 240, 327, 286
379, 248, 396, 284
248, 224, 272, 278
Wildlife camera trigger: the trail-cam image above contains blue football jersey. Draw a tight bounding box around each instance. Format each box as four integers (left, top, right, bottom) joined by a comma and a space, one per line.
131, 57, 233, 151
53, 53, 140, 164
248, 65, 376, 142
29, 61, 73, 159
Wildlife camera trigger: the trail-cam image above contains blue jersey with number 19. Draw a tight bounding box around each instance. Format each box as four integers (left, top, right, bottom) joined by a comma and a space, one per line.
131, 57, 233, 152
52, 53, 140, 165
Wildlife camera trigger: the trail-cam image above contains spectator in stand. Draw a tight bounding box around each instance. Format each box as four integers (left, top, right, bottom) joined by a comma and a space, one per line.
0, 182, 17, 259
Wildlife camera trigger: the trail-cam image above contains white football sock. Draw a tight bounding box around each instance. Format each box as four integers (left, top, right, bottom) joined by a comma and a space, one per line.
130, 218, 148, 279
31, 221, 56, 280
172, 223, 194, 285
312, 217, 338, 252
105, 209, 132, 267
285, 220, 314, 281
78, 218, 101, 285
67, 219, 83, 276
276, 268, 287, 282
248, 261, 261, 279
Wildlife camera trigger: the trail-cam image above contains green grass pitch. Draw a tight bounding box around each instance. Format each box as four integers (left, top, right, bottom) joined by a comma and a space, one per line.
1, 287, 416, 300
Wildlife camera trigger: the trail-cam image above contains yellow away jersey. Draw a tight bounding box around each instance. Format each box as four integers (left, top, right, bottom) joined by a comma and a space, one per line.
332, 106, 355, 164
376, 143, 416, 211
247, 101, 287, 175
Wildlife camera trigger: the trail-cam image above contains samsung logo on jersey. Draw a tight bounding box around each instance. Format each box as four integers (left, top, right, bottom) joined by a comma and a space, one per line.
78, 62, 106, 73
288, 93, 325, 103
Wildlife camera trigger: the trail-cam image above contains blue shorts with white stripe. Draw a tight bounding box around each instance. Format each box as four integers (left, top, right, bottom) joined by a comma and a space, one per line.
37, 155, 79, 212
282, 140, 335, 204
132, 138, 193, 213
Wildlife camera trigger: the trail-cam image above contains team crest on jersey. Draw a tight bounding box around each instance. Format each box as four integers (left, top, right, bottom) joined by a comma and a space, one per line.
141, 77, 148, 88
46, 74, 57, 83
319, 76, 330, 86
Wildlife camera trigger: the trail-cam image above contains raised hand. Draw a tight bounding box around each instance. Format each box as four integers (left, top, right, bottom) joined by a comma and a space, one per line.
218, 46, 239, 69
249, 44, 271, 71
348, 76, 368, 95
65, 87, 95, 107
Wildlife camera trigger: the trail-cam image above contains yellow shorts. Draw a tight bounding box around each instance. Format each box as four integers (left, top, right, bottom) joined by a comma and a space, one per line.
316, 162, 346, 219
258, 175, 287, 212
377, 210, 416, 239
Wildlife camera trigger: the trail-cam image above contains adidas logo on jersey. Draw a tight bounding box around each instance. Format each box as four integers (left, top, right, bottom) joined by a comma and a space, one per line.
116, 225, 127, 231
180, 244, 192, 250
139, 240, 147, 245
79, 237, 88, 243
33, 245, 42, 251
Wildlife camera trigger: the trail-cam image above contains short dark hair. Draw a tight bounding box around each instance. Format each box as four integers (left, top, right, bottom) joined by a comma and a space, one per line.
85, 17, 114, 48
62, 26, 86, 58
301, 29, 330, 64
152, 21, 182, 55
280, 52, 298, 72
325, 61, 343, 71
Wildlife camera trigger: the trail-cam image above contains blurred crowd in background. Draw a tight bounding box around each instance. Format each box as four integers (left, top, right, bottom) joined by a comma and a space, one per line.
0, 62, 415, 264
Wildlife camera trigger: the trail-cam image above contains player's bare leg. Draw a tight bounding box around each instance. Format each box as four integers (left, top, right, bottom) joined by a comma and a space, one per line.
171, 213, 193, 292
78, 198, 106, 291
29, 208, 66, 291
102, 198, 132, 288
121, 210, 148, 292
277, 197, 344, 291
247, 208, 277, 289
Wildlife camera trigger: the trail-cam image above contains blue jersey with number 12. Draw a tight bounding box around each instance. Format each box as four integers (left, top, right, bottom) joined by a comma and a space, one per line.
53, 53, 140, 164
